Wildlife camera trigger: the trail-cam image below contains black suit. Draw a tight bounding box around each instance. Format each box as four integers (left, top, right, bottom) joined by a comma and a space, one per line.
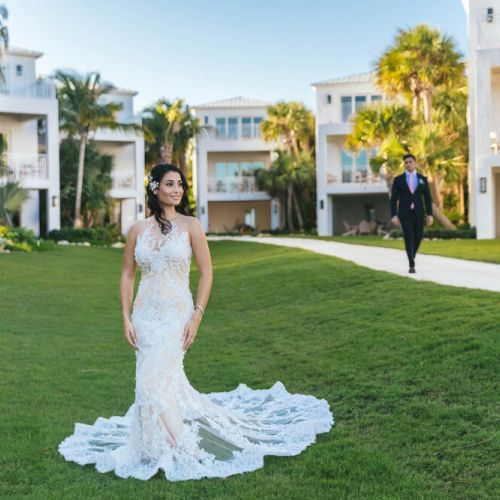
390, 172, 433, 268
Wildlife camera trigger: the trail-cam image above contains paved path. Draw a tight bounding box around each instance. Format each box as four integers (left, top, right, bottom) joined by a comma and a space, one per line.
208, 236, 500, 293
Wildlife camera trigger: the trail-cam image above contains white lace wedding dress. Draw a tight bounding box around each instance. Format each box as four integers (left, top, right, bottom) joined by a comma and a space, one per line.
58, 216, 334, 481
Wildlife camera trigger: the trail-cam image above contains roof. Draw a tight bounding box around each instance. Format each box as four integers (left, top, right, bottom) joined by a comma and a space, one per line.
311, 71, 376, 87
4, 46, 44, 58
194, 96, 272, 109
111, 87, 138, 97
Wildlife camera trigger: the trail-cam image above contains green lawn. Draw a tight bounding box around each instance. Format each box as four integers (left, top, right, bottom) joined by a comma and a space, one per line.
316, 236, 500, 264
0, 243, 499, 499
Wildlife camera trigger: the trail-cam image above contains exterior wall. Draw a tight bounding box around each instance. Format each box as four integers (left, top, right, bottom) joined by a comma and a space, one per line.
495, 169, 500, 236
463, 0, 500, 238
207, 200, 272, 232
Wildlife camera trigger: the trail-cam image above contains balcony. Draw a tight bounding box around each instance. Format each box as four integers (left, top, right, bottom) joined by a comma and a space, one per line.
327, 171, 385, 185
207, 175, 264, 194
0, 78, 56, 100
1, 153, 48, 181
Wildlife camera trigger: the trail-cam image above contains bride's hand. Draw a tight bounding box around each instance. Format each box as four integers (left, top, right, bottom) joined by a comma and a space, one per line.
183, 312, 202, 352
124, 318, 138, 350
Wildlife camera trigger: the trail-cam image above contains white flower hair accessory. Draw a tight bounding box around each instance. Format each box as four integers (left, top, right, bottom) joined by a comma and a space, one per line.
148, 174, 159, 191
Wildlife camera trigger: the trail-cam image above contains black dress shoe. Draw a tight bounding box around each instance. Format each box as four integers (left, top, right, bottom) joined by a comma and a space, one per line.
409, 267, 416, 274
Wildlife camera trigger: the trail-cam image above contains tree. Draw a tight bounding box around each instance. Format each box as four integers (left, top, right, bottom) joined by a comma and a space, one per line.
143, 98, 211, 171
55, 70, 140, 228
59, 137, 113, 227
0, 4, 8, 82
260, 101, 316, 230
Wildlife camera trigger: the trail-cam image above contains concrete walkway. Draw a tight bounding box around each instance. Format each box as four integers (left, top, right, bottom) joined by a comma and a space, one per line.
208, 236, 500, 293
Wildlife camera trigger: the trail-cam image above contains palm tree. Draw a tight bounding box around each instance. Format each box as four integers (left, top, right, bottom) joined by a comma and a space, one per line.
0, 4, 8, 82
376, 24, 465, 125
0, 182, 29, 225
143, 98, 211, 172
55, 70, 140, 228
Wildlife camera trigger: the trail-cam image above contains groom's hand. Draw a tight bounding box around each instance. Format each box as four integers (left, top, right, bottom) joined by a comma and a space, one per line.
391, 216, 399, 227
426, 215, 433, 226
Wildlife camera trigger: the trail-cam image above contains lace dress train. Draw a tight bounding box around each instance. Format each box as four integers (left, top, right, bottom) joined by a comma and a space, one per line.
58, 217, 334, 481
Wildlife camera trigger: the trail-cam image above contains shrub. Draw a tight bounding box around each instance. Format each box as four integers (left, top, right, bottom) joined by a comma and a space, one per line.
48, 225, 124, 245
389, 227, 477, 240
0, 225, 37, 252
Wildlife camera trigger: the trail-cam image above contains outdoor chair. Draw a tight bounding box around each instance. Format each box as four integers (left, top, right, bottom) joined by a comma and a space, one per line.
342, 220, 358, 236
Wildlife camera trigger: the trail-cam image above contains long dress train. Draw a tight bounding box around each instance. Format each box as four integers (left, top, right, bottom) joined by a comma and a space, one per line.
58, 216, 334, 481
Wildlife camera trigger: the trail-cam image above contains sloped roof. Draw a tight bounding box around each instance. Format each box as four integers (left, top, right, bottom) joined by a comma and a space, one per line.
5, 46, 44, 58
194, 96, 272, 109
312, 71, 375, 86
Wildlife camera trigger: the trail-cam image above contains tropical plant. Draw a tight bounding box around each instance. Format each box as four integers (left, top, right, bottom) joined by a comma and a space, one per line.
0, 4, 8, 82
143, 98, 211, 171
0, 181, 29, 226
55, 70, 140, 228
59, 137, 113, 227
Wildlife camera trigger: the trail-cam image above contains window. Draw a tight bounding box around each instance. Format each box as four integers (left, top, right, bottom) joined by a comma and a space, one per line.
227, 162, 239, 176
371, 95, 382, 103
242, 117, 252, 138
204, 116, 209, 125
356, 150, 368, 173
355, 95, 366, 112
215, 162, 227, 178
37, 118, 47, 154
228, 118, 238, 139
326, 94, 332, 104
240, 162, 253, 174
253, 117, 263, 138
245, 208, 256, 228
16, 64, 23, 76
216, 118, 226, 138
253, 161, 264, 171
341, 96, 352, 122
341, 149, 353, 182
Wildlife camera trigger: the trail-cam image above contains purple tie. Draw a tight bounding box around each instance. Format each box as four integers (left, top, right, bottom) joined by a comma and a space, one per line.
409, 174, 415, 209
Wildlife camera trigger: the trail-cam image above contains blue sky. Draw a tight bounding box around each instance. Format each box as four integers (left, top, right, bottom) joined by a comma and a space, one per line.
8, 0, 467, 111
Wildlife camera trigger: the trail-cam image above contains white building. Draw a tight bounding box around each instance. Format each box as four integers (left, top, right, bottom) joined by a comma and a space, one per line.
0, 47, 60, 236
92, 88, 145, 234
463, 0, 500, 238
312, 72, 390, 236
192, 97, 281, 233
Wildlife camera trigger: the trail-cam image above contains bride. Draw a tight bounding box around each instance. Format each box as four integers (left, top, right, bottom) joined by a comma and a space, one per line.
58, 163, 334, 481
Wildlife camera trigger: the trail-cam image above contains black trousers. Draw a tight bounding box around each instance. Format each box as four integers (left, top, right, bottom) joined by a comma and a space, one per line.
399, 211, 424, 268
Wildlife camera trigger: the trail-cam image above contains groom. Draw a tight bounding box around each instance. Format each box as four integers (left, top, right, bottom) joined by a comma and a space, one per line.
390, 153, 433, 273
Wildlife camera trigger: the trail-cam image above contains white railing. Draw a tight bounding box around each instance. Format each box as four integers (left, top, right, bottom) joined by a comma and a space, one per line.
207, 175, 262, 194
1, 153, 48, 180
0, 78, 56, 99
327, 171, 385, 185
112, 172, 136, 190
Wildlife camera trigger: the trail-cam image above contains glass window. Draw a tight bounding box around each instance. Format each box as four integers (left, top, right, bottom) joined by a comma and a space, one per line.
216, 118, 226, 138
227, 162, 239, 176
16, 64, 23, 76
242, 117, 252, 138
341, 149, 353, 182
253, 161, 264, 171
371, 95, 382, 102
215, 162, 226, 178
355, 96, 366, 112
240, 162, 253, 174
356, 150, 368, 173
341, 96, 352, 122
228, 118, 238, 139
204, 116, 209, 125
326, 94, 332, 104
253, 117, 263, 138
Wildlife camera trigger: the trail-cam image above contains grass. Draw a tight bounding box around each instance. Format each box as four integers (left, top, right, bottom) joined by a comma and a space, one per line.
315, 236, 500, 264
0, 243, 499, 499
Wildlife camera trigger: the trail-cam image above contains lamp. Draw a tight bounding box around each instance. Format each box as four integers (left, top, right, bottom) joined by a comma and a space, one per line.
320, 200, 324, 210
479, 177, 487, 193
487, 7, 494, 23
51, 195, 59, 208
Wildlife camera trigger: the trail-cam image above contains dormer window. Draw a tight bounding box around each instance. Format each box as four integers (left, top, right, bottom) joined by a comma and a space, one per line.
16, 64, 23, 76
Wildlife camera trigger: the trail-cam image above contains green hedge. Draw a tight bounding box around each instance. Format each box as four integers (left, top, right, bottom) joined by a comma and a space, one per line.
0, 226, 38, 252
389, 227, 477, 240
48, 225, 124, 245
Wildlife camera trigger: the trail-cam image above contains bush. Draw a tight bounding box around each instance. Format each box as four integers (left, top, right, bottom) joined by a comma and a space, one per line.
48, 225, 124, 245
0, 225, 37, 252
389, 227, 477, 240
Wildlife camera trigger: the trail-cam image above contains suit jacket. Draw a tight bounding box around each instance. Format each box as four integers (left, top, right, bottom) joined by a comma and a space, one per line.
390, 172, 433, 218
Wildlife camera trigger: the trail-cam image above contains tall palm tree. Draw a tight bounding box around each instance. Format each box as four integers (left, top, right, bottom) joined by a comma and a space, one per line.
0, 4, 8, 82
376, 24, 465, 125
55, 70, 140, 228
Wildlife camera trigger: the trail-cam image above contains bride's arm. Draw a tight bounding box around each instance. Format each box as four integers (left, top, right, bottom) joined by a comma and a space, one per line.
120, 223, 139, 350
183, 218, 213, 351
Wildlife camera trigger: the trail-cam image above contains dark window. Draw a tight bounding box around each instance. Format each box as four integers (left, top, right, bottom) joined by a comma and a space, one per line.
16, 65, 23, 76
326, 94, 332, 104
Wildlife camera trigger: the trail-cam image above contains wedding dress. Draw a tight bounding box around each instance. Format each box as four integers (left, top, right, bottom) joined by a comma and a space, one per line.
58, 216, 334, 481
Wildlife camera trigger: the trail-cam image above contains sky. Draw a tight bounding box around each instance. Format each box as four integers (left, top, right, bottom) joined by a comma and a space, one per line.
7, 0, 467, 111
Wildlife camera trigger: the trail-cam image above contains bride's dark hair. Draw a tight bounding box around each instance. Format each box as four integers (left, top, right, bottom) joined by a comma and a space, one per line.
146, 163, 190, 235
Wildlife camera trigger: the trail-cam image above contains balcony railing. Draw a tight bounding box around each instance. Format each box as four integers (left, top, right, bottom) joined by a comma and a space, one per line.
327, 171, 385, 185
207, 175, 262, 194
1, 153, 48, 181
0, 78, 56, 99
111, 172, 136, 190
